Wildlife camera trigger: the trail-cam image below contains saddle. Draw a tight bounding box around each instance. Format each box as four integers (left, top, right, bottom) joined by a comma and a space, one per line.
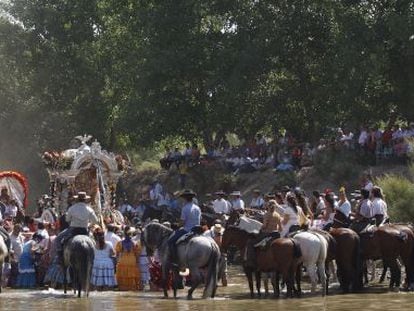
254, 231, 281, 249
176, 232, 194, 245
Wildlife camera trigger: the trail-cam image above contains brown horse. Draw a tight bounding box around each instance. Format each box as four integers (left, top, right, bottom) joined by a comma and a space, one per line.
221, 226, 261, 297
255, 237, 301, 298
222, 226, 299, 298
329, 227, 363, 292
359, 224, 414, 289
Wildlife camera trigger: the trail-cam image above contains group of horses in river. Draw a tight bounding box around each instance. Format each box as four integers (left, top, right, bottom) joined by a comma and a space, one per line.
1, 210, 414, 299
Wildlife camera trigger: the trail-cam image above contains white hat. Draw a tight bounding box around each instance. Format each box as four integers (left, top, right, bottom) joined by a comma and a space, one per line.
213, 223, 224, 234
230, 191, 241, 196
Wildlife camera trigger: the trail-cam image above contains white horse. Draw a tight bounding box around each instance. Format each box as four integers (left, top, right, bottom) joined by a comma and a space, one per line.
0, 235, 8, 293
292, 231, 328, 296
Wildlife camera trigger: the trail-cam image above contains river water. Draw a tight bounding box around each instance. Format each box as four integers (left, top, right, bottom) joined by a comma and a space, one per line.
1, 267, 413, 311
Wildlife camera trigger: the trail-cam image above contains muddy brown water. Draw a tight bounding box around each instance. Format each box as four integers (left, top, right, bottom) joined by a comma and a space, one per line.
1, 267, 413, 311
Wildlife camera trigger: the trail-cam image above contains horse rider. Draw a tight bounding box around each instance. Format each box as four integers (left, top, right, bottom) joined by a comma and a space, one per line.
351, 188, 373, 233
229, 191, 245, 213
371, 186, 388, 226
280, 194, 302, 237
55, 191, 99, 264
246, 200, 282, 265
212, 191, 230, 215
168, 189, 201, 267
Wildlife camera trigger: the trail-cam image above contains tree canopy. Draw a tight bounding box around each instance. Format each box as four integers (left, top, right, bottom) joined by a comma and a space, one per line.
1, 0, 413, 152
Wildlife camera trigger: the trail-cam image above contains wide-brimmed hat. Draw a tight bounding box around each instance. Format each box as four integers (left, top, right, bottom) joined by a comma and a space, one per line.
180, 189, 196, 197
253, 189, 261, 194
213, 223, 224, 234
230, 191, 241, 196
215, 190, 226, 196
73, 191, 91, 200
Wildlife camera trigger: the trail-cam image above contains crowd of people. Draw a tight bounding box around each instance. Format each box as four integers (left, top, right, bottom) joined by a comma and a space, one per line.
159, 122, 414, 177
0, 168, 392, 294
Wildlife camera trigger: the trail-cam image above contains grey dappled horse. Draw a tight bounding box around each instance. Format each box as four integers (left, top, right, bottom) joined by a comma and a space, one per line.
0, 235, 7, 293
143, 222, 221, 299
63, 235, 95, 298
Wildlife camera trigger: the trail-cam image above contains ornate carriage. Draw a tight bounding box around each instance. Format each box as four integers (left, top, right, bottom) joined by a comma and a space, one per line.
42, 136, 124, 217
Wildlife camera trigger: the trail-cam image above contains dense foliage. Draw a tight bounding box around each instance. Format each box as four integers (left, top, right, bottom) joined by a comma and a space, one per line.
1, 0, 413, 152
377, 174, 414, 222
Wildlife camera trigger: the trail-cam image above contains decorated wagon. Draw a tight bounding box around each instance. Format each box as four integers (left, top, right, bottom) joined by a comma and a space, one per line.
0, 171, 28, 221
42, 135, 125, 223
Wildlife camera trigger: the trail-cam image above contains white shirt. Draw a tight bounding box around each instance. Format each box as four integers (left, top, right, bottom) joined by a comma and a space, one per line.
281, 206, 300, 237
316, 198, 326, 214
250, 197, 264, 209
66, 202, 99, 228
105, 231, 122, 249
372, 198, 388, 218
213, 198, 230, 214
231, 198, 245, 211
358, 131, 368, 145
337, 200, 351, 218
10, 234, 24, 262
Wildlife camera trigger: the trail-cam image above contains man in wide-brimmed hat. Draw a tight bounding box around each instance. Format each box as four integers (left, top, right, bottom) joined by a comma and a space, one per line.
250, 189, 264, 209
55, 191, 99, 264
229, 191, 245, 213
212, 190, 230, 215
168, 189, 201, 266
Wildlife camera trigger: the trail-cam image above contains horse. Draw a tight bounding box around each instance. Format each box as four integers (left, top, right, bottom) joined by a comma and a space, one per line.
290, 231, 328, 296
222, 226, 300, 298
0, 235, 7, 293
63, 235, 95, 298
359, 224, 414, 290
309, 228, 337, 293
385, 223, 414, 289
328, 227, 363, 292
142, 222, 221, 299
221, 226, 262, 297
254, 237, 302, 298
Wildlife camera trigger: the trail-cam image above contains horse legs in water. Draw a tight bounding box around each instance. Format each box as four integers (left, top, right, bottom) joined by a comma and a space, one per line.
294, 265, 302, 297
161, 264, 169, 298
271, 272, 280, 298
244, 267, 257, 298
263, 273, 269, 297
255, 271, 261, 298
379, 263, 388, 283
187, 267, 203, 299
306, 264, 319, 294
317, 260, 327, 297
386, 258, 401, 289
63, 265, 67, 294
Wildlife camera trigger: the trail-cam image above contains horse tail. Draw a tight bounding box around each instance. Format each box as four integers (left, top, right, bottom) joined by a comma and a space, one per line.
290, 238, 302, 258
204, 242, 220, 298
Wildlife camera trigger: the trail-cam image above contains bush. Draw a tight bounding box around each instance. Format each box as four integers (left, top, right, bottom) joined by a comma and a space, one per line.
376, 174, 414, 223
